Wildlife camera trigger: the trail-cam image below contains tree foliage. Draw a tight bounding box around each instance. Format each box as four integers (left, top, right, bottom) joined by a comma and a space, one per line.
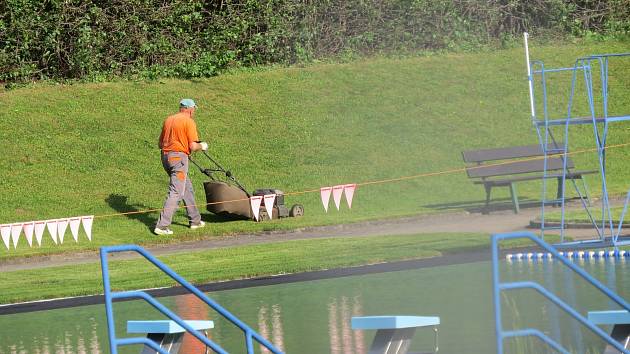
1, 0, 629, 83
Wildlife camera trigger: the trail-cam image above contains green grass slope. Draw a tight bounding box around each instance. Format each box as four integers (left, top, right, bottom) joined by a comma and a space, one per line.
2, 40, 630, 259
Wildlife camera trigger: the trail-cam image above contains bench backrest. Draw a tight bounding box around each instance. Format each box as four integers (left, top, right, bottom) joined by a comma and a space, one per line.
462, 144, 574, 179
465, 157, 575, 178
462, 143, 562, 163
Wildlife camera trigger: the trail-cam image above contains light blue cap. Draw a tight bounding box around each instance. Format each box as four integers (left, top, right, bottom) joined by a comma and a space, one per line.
179, 98, 197, 108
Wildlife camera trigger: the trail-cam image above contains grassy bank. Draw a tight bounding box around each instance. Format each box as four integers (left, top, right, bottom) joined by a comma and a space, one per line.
2, 39, 630, 260
0, 232, 553, 305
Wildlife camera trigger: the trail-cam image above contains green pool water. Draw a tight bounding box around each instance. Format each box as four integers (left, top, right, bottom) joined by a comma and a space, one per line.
0, 258, 628, 354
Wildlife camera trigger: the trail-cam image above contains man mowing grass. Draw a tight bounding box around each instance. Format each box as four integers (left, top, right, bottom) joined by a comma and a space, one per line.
154, 98, 209, 235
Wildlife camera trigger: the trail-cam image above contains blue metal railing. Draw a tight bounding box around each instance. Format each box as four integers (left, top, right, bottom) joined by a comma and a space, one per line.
492, 232, 630, 354
100, 244, 284, 354
528, 50, 630, 247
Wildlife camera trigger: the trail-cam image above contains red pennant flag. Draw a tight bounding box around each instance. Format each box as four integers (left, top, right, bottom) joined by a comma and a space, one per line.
320, 187, 332, 212
58, 218, 69, 244
69, 217, 81, 242
23, 221, 34, 247
263, 194, 276, 220
1, 224, 10, 250
46, 220, 59, 245
250, 196, 263, 221
81, 216, 94, 241
34, 221, 46, 246
343, 184, 357, 209
332, 185, 344, 210
11, 223, 23, 249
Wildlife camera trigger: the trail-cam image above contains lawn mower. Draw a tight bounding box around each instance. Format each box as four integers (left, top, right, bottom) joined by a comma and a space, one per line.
189, 151, 304, 221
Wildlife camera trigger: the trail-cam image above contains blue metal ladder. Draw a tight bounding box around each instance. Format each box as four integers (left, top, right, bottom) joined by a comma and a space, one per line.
525, 33, 630, 248
527, 58, 591, 242
492, 231, 630, 353
100, 244, 284, 354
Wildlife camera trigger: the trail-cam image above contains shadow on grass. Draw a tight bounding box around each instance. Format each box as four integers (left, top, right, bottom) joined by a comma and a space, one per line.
423, 197, 540, 214
201, 211, 250, 223
105, 194, 159, 228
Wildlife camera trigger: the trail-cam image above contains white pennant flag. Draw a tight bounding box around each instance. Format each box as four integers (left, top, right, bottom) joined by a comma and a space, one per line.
34, 221, 46, 246
343, 184, 357, 209
81, 215, 94, 241
1, 224, 11, 250
57, 219, 69, 244
320, 187, 332, 212
69, 217, 81, 242
11, 223, 23, 249
250, 196, 263, 221
23, 222, 34, 248
332, 185, 344, 210
46, 220, 59, 244
263, 194, 276, 220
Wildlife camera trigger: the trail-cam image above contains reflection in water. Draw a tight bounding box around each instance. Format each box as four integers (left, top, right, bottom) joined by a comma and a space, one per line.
42, 336, 50, 354
328, 299, 340, 354
352, 297, 365, 354
328, 295, 365, 354
271, 304, 285, 352
90, 322, 99, 354
258, 305, 270, 352
258, 304, 285, 352
340, 297, 352, 353
176, 295, 210, 353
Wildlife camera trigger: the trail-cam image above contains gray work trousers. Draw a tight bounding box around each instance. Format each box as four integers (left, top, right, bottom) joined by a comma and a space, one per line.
156, 151, 202, 228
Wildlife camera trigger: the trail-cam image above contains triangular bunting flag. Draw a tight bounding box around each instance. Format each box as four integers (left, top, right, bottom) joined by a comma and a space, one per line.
46, 220, 58, 244
57, 219, 69, 244
263, 194, 276, 220
320, 187, 332, 212
332, 185, 344, 210
343, 184, 357, 209
11, 223, 23, 249
1, 225, 10, 250
81, 216, 94, 241
250, 196, 263, 221
34, 221, 46, 246
69, 217, 81, 242
23, 222, 34, 248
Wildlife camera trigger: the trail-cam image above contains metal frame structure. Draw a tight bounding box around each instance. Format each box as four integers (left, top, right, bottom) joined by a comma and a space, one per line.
492, 231, 630, 354
100, 244, 283, 354
524, 33, 630, 248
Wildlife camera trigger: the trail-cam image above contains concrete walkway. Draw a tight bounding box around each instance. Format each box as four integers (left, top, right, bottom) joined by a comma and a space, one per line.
1, 198, 612, 272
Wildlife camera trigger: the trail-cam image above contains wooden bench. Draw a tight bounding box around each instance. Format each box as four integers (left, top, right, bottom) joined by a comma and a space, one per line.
462, 144, 596, 214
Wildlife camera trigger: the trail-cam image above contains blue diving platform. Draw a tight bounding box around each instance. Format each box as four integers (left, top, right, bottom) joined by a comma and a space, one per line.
127, 320, 214, 354
588, 311, 630, 352
352, 315, 440, 354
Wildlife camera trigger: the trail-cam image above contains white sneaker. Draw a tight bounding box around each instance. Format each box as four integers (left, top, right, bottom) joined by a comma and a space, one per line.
153, 227, 173, 235
190, 221, 206, 230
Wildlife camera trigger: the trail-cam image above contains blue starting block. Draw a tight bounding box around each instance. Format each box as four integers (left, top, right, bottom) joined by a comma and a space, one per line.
588, 310, 630, 353
352, 316, 440, 354
127, 320, 214, 354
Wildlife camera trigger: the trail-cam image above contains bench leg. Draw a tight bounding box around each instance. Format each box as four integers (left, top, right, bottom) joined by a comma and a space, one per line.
556, 177, 564, 205
581, 176, 592, 207
509, 183, 519, 214
483, 185, 492, 215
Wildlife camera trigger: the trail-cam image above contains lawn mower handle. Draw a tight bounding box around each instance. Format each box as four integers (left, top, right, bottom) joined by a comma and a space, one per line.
190, 151, 250, 195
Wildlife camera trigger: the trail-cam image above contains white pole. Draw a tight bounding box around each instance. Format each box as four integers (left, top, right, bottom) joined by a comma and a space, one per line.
524, 32, 536, 120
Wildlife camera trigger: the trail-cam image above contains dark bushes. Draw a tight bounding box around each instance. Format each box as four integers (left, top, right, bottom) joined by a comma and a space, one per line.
1, 0, 629, 83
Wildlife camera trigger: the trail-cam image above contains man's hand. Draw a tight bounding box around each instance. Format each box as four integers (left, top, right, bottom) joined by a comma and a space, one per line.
200, 142, 208, 151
